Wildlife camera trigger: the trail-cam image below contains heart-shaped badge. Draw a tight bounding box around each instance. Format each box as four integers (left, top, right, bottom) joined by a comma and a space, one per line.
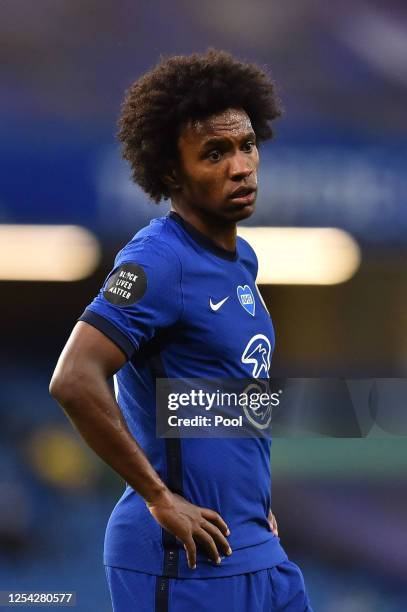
237, 284, 255, 316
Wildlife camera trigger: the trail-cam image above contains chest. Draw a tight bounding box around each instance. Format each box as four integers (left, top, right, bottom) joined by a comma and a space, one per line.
179, 259, 275, 378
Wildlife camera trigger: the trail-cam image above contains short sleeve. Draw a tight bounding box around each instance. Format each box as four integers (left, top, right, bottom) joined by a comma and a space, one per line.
79, 237, 183, 359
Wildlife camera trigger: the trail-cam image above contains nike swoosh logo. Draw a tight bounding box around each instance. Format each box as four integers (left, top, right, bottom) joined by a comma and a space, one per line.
209, 296, 229, 311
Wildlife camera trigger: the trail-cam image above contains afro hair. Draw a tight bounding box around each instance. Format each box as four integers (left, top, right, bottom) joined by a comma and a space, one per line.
118, 49, 282, 202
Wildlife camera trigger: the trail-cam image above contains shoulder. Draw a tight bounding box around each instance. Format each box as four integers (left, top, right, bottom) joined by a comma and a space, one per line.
237, 235, 258, 280
114, 216, 182, 275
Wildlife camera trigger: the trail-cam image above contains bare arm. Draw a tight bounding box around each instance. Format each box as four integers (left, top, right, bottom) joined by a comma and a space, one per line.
49, 321, 231, 568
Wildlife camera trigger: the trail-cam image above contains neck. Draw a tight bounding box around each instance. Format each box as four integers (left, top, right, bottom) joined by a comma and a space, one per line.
170, 202, 237, 252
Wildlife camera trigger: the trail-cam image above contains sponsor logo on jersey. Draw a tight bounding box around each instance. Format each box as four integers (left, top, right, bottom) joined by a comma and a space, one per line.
241, 334, 271, 378
242, 379, 273, 430
237, 284, 255, 316
209, 296, 229, 311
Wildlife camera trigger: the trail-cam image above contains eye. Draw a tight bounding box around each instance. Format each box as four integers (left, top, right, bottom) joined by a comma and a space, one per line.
208, 150, 222, 162
242, 140, 255, 152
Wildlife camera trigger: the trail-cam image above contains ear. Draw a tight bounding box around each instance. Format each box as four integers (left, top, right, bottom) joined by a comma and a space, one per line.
162, 166, 181, 192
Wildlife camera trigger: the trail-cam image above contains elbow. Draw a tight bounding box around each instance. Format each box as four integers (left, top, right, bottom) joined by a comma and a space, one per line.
49, 374, 62, 402
49, 364, 81, 405
49, 359, 99, 408
49, 371, 70, 404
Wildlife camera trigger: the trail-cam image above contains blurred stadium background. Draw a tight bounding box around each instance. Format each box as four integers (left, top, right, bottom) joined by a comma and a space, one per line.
1, 1, 406, 610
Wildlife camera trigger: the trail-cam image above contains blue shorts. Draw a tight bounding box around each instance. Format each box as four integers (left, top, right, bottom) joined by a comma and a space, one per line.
105, 560, 313, 611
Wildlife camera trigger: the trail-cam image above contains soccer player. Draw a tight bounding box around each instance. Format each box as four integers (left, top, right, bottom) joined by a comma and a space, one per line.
50, 50, 312, 611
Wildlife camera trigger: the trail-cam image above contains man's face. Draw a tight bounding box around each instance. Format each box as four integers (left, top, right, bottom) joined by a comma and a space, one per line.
173, 108, 259, 223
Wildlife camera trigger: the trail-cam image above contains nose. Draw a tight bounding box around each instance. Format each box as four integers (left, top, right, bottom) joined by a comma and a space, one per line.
229, 151, 253, 182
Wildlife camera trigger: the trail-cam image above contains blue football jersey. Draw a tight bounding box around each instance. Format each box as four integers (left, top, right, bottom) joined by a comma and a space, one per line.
79, 211, 287, 578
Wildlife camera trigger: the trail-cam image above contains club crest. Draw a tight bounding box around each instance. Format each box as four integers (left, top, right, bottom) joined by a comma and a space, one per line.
237, 284, 255, 316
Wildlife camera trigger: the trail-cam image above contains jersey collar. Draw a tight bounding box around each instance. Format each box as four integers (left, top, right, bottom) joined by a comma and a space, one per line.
168, 211, 238, 262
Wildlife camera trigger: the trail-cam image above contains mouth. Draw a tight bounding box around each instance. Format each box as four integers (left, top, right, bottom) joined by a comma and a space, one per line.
228, 186, 257, 205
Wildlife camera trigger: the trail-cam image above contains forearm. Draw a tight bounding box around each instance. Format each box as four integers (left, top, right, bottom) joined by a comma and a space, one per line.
51, 372, 169, 504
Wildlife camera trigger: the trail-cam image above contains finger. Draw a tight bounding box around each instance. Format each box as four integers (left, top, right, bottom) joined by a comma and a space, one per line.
269, 522, 277, 535
268, 511, 277, 534
183, 534, 197, 569
194, 528, 222, 564
201, 520, 232, 556
271, 522, 278, 535
200, 508, 230, 536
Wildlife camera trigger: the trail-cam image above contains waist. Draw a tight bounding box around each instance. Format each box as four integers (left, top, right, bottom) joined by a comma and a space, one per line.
104, 490, 286, 578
